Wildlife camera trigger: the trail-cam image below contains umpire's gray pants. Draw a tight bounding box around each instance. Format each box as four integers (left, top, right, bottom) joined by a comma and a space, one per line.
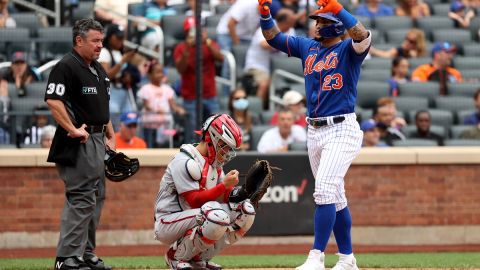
56, 133, 106, 258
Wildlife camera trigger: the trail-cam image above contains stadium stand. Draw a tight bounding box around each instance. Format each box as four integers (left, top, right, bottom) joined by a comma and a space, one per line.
393, 139, 439, 147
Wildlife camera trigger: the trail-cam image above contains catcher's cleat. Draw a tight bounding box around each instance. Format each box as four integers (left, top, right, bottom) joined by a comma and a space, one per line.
165, 248, 193, 270
191, 260, 222, 270
295, 249, 325, 270
83, 255, 112, 270
331, 253, 359, 270
54, 256, 91, 270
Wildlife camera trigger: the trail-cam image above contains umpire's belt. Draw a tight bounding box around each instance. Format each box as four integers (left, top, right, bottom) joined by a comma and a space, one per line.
307, 116, 345, 128
86, 125, 107, 134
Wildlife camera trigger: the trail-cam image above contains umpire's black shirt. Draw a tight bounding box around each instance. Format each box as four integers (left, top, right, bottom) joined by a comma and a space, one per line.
44, 49, 110, 125
44, 49, 110, 165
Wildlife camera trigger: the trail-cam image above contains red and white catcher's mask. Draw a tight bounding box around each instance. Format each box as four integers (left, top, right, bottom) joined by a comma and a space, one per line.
199, 114, 242, 168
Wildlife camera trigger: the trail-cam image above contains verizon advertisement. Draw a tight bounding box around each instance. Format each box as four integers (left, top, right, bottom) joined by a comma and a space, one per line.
224, 152, 315, 235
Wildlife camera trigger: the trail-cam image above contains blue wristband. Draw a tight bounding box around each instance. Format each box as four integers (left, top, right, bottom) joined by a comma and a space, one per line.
260, 14, 275, 30
336, 9, 358, 29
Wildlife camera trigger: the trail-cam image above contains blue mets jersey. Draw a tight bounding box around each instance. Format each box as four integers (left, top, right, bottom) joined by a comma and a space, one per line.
270, 35, 369, 118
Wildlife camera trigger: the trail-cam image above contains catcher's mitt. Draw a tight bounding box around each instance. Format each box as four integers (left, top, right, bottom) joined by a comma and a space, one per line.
104, 149, 140, 182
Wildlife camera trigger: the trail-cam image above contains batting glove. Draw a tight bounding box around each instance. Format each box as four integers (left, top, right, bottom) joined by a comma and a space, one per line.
258, 0, 272, 16
316, 0, 343, 14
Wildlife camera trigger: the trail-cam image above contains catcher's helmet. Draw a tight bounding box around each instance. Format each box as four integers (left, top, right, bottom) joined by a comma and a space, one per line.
199, 114, 242, 168
104, 149, 140, 182
309, 12, 345, 39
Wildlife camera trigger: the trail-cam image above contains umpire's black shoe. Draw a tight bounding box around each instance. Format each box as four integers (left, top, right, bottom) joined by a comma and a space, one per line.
83, 255, 112, 270
54, 256, 91, 270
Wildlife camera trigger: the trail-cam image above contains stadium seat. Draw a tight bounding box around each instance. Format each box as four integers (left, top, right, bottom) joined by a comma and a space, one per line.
462, 44, 480, 56
359, 69, 390, 82
448, 82, 480, 97
24, 82, 47, 99
231, 43, 250, 78
432, 29, 472, 45
469, 17, 480, 42
384, 29, 410, 44
289, 141, 307, 151
398, 82, 439, 106
250, 125, 271, 151
459, 70, 480, 82
37, 27, 73, 60
444, 139, 480, 146
374, 17, 413, 35
215, 3, 232, 14
11, 13, 42, 36
369, 29, 384, 44
434, 96, 473, 114
416, 16, 454, 39
450, 125, 474, 138
161, 14, 188, 52
260, 110, 276, 125
394, 96, 429, 116
393, 139, 438, 147
247, 96, 263, 114
453, 57, 480, 70
72, 1, 95, 22
456, 110, 476, 125
205, 14, 222, 28
0, 28, 31, 56
356, 16, 372, 29
356, 81, 390, 109
431, 3, 451, 16
271, 56, 303, 77
408, 109, 454, 129
401, 124, 447, 139
361, 58, 391, 70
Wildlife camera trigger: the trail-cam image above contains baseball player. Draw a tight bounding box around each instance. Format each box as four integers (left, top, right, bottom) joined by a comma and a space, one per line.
154, 114, 256, 270
258, 1, 371, 269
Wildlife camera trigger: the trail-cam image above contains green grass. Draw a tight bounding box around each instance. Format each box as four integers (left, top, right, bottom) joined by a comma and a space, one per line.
1, 253, 480, 269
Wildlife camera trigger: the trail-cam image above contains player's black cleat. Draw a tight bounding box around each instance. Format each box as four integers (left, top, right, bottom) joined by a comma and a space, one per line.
83, 255, 112, 270
54, 256, 91, 270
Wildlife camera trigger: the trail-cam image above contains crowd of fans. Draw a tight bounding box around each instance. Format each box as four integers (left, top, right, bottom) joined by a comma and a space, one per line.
0, 0, 479, 150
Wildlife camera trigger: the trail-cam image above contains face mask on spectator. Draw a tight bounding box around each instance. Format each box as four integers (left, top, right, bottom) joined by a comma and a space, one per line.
233, 98, 249, 110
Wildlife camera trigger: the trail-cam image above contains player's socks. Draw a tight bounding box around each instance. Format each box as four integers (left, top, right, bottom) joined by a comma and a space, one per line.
313, 204, 336, 251
333, 207, 353, 254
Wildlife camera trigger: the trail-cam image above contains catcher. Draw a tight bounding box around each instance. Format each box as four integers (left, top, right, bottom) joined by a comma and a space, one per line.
154, 114, 273, 270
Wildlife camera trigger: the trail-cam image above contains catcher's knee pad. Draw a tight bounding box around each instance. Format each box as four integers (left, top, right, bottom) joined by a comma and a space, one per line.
227, 200, 256, 244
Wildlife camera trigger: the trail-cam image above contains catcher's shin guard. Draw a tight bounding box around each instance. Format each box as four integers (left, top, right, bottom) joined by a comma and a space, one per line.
226, 200, 256, 244
174, 202, 230, 262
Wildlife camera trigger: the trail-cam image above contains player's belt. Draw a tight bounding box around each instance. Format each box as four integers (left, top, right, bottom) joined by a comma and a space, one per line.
86, 125, 107, 134
308, 116, 345, 128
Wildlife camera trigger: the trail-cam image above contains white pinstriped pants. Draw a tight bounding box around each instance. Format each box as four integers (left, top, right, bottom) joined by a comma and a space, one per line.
307, 113, 363, 211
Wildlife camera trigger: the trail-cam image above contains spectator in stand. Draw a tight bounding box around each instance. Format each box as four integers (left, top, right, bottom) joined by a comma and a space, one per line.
377, 97, 407, 130
40, 125, 56, 148
395, 0, 431, 19
0, 0, 16, 28
410, 110, 444, 146
94, 0, 143, 27
369, 28, 427, 58
360, 119, 388, 147
355, 0, 394, 18
137, 61, 186, 148
448, 0, 476, 29
174, 17, 223, 143
373, 104, 406, 146
23, 105, 51, 146
115, 112, 147, 149
412, 42, 462, 95
271, 90, 307, 127
257, 108, 306, 153
243, 8, 296, 108
228, 88, 256, 151
463, 88, 480, 125
99, 24, 137, 82
0, 52, 40, 98
140, 0, 177, 51
109, 66, 141, 125
388, 56, 410, 97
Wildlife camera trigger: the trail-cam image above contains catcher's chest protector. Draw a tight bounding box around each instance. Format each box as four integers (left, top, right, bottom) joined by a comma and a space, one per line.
180, 145, 222, 190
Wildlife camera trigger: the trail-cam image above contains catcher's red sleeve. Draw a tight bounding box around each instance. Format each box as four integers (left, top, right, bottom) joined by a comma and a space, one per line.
181, 183, 227, 208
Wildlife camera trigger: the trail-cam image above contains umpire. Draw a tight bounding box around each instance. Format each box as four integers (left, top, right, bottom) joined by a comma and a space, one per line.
45, 19, 115, 270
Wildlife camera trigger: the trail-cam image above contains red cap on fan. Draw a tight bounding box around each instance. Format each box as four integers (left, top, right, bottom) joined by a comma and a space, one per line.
183, 17, 195, 32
